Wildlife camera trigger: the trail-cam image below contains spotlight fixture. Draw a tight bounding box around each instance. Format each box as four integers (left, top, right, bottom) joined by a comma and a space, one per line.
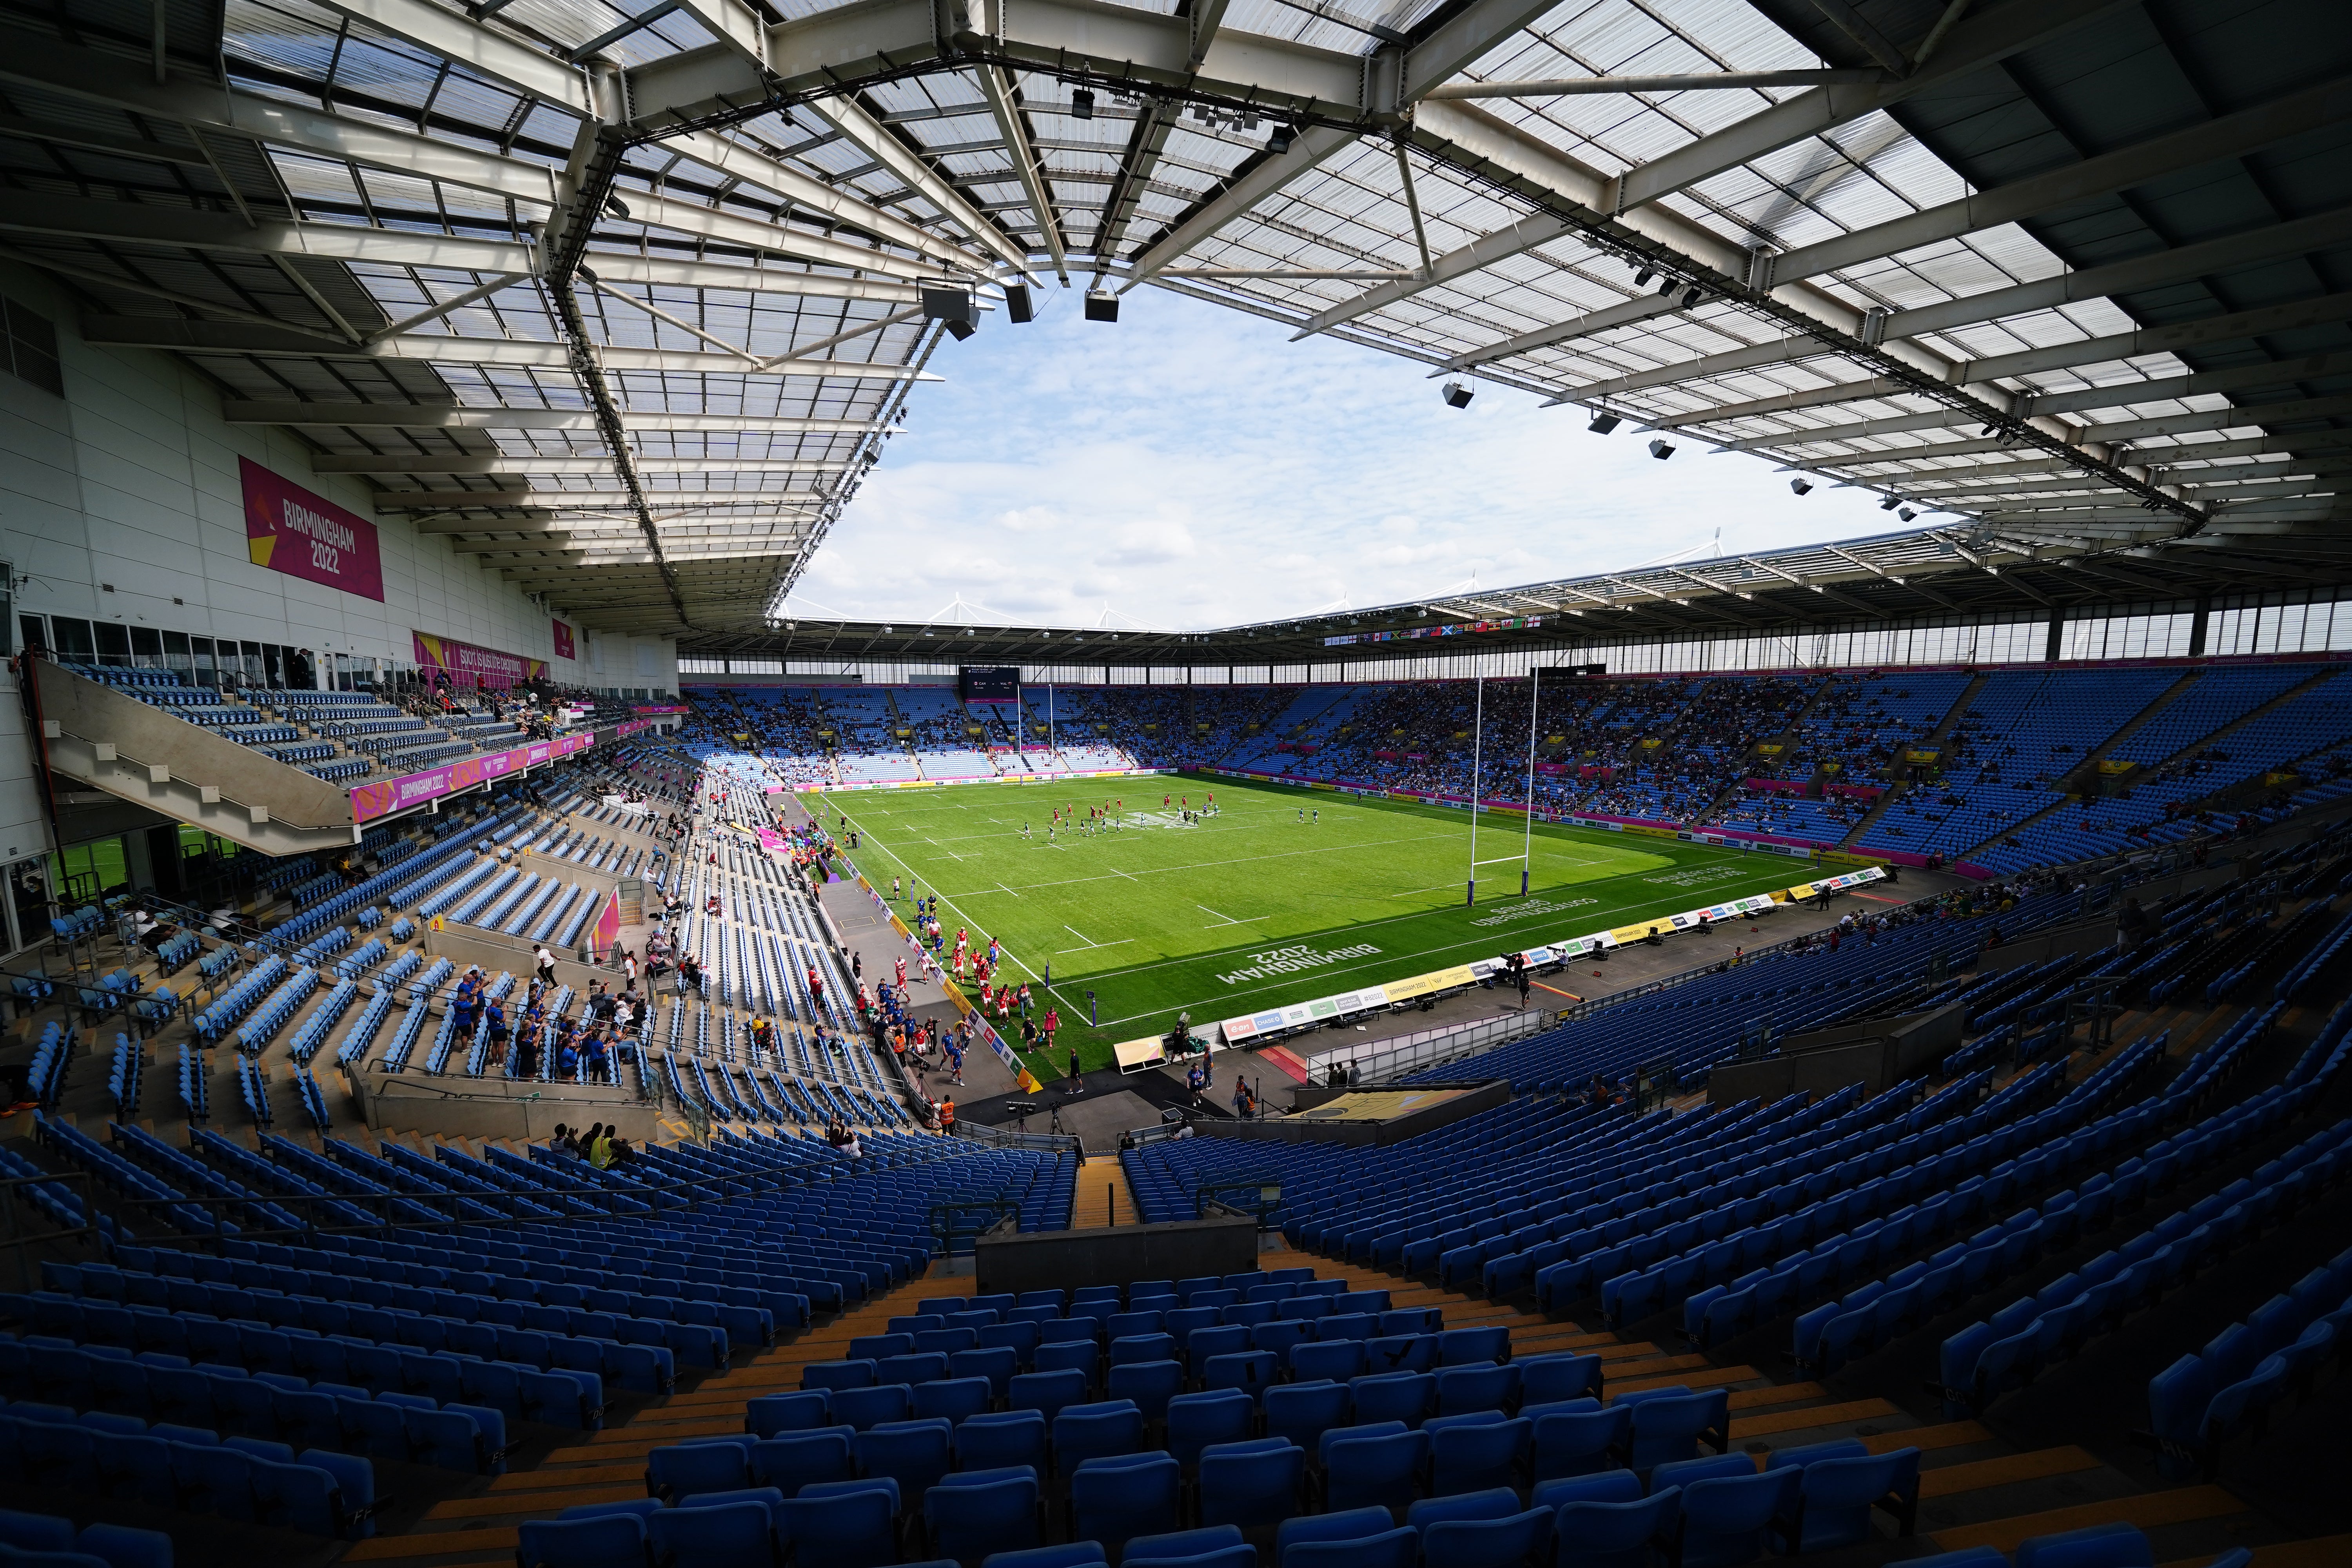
1648, 438, 1675, 461
1005, 283, 1034, 323
1789, 477, 1813, 496
1655, 275, 1679, 295
1880, 495, 1901, 510
920, 282, 977, 328
1269, 123, 1295, 154
1587, 412, 1622, 435
575, 264, 600, 283
945, 318, 976, 341
1084, 288, 1119, 322
1681, 285, 1704, 307
1441, 380, 1475, 409
1898, 506, 1917, 521
604, 195, 631, 218
1633, 267, 1654, 288
1071, 87, 1094, 120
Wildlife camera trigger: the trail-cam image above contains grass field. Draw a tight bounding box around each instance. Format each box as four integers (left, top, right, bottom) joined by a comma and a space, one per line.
818, 776, 1835, 1072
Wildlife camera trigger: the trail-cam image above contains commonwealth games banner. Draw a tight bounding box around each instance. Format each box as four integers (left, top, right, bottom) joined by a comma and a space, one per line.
413, 631, 548, 688
239, 458, 385, 601
348, 731, 592, 823
1215, 867, 1887, 1047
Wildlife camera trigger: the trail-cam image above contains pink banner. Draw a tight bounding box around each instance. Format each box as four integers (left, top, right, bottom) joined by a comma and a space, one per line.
552, 619, 575, 661
348, 731, 592, 824
592, 890, 622, 956
632, 703, 688, 715
239, 458, 385, 601
412, 631, 548, 689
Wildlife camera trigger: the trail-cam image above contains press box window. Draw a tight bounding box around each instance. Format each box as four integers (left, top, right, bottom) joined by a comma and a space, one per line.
2, 298, 62, 396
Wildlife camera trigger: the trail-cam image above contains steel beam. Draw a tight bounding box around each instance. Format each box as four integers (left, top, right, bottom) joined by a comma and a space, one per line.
2, 194, 530, 272
1422, 69, 1884, 100
1769, 76, 2352, 285
220, 401, 872, 433
1885, 205, 2352, 341
1948, 292, 2352, 385
664, 128, 986, 271
973, 67, 1068, 282
310, 453, 847, 475
1607, 0, 2136, 213
380, 488, 827, 510
80, 318, 944, 378
1443, 291, 1682, 370
2018, 351, 2352, 419
1548, 332, 1839, 403
1125, 126, 1356, 284
801, 95, 1031, 276
0, 25, 563, 202
610, 187, 940, 279
303, 0, 597, 114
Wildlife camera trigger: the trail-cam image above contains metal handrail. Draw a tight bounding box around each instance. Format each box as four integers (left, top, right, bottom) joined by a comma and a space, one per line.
1, 1170, 96, 1290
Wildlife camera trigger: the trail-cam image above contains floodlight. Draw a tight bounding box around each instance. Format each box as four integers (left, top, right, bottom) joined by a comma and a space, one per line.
1072, 87, 1094, 119
945, 318, 976, 340
1441, 380, 1475, 409
1898, 506, 1917, 521
1084, 289, 1119, 322
1681, 285, 1704, 307
1587, 412, 1621, 434
1269, 123, 1295, 154
1656, 275, 1679, 294
1648, 439, 1675, 460
605, 195, 631, 218
1633, 266, 1653, 288
1005, 283, 1034, 323
1789, 477, 1812, 495
920, 283, 976, 326
1880, 495, 1901, 510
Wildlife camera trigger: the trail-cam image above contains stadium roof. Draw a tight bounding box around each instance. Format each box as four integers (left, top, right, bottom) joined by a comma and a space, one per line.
5, 0, 2346, 641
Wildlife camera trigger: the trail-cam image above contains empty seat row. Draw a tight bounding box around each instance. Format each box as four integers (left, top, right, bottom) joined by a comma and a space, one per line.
0, 1404, 374, 1538
2, 1334, 542, 1463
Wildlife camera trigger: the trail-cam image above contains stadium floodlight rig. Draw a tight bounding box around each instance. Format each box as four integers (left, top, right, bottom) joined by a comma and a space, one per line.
1, 0, 2343, 645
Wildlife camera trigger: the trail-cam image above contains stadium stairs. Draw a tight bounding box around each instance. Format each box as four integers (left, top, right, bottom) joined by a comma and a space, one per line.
1947, 667, 2339, 868
1947, 673, 2207, 866
33, 661, 377, 856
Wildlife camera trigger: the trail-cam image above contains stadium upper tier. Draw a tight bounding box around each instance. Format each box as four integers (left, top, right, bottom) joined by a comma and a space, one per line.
686, 656, 2352, 873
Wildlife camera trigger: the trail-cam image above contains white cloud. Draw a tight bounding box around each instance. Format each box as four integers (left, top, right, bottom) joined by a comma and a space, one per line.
795, 287, 1913, 629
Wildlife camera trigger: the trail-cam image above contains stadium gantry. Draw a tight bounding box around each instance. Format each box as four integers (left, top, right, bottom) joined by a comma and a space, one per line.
6, 0, 2346, 643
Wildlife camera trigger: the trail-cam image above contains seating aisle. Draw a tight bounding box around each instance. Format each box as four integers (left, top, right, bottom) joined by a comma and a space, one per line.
1069, 1158, 1138, 1230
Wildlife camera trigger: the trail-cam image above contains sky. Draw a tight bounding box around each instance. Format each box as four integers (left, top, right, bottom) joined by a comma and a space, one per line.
787, 283, 1920, 632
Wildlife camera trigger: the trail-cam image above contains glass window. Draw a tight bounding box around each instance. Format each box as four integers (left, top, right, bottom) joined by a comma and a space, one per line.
8, 858, 49, 955
49, 616, 94, 660
94, 622, 132, 665
47, 836, 129, 904
18, 613, 44, 652
2, 298, 62, 396
131, 626, 163, 664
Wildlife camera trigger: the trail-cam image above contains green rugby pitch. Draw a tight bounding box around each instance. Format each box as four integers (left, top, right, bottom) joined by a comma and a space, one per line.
817, 776, 1835, 1075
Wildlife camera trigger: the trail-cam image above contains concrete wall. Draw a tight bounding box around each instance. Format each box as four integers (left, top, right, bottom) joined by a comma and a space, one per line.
0, 262, 596, 688
975, 1213, 1260, 1295
1194, 1079, 1512, 1147
1709, 1003, 1963, 1104
350, 1062, 657, 1143
0, 258, 681, 918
